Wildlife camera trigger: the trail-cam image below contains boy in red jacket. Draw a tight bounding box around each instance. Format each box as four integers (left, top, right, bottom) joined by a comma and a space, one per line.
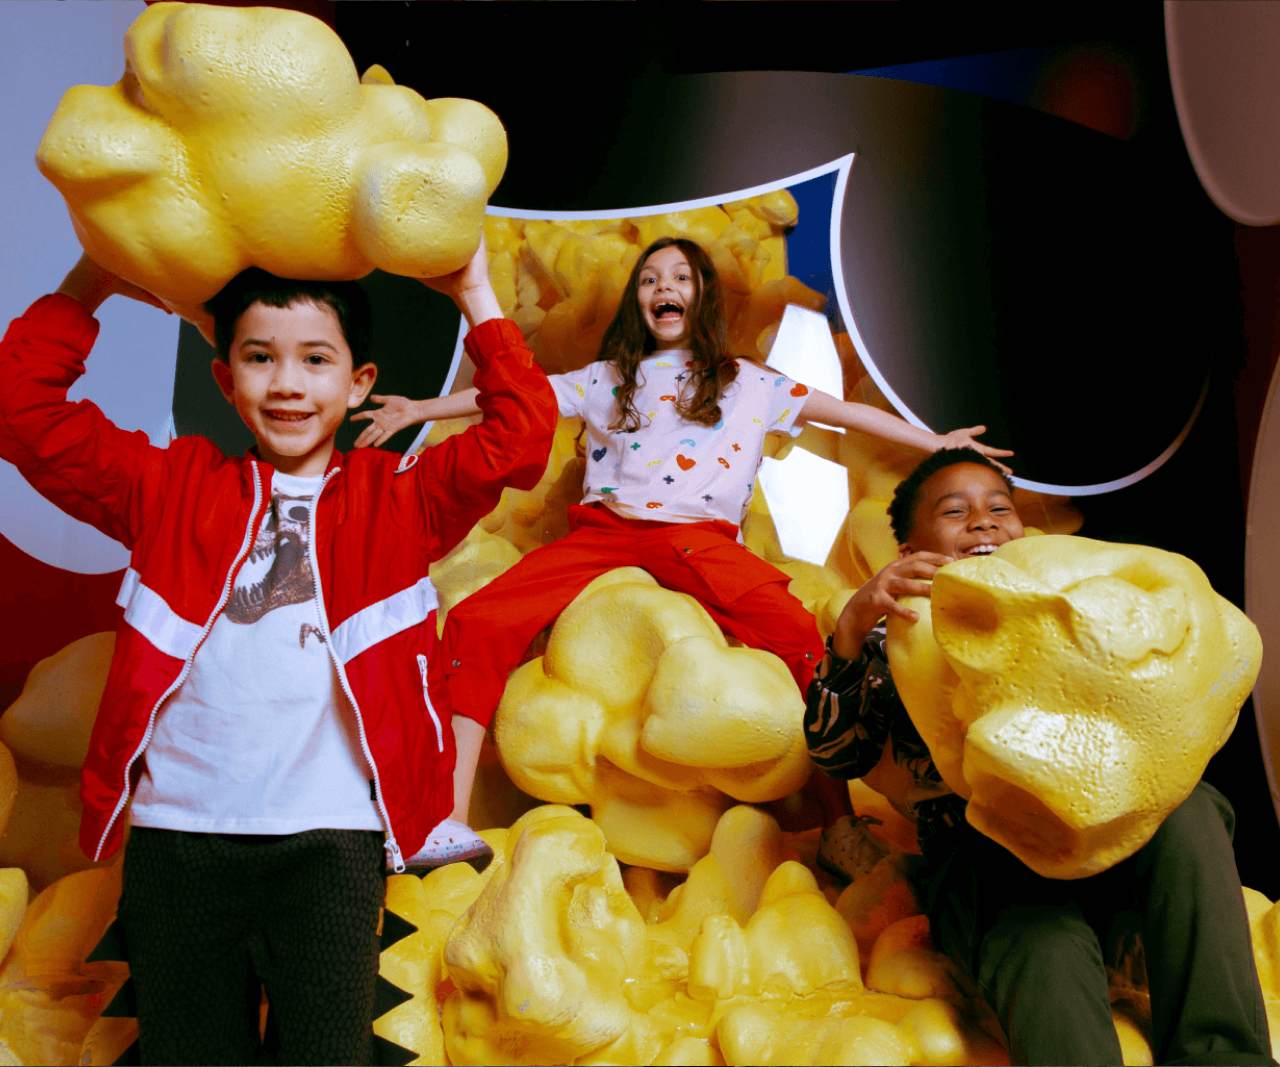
0, 243, 557, 1065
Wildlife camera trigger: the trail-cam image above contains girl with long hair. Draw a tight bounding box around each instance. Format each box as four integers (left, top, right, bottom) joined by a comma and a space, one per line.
353, 236, 1011, 869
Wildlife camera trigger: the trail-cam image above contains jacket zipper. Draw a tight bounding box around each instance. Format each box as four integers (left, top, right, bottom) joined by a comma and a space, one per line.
417, 655, 445, 753
95, 463, 267, 860
307, 468, 406, 873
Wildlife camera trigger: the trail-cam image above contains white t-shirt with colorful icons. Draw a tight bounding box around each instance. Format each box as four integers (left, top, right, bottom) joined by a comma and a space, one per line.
549, 351, 810, 527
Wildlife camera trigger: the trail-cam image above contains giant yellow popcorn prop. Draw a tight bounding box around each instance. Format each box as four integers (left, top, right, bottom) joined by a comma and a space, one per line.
0, 864, 126, 1067
493, 569, 813, 872
36, 2, 506, 328
1243, 888, 1280, 1061
0, 633, 116, 892
428, 804, 1009, 1067
887, 535, 1261, 879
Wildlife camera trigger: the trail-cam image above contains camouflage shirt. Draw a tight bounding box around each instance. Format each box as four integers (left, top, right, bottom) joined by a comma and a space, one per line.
804, 626, 968, 857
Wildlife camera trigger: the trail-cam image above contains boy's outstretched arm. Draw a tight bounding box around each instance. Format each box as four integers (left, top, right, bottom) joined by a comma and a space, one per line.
798, 390, 1014, 474
408, 239, 558, 561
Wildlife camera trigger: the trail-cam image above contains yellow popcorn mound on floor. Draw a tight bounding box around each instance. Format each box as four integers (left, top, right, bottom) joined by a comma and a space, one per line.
400, 804, 1011, 1067
37, 2, 506, 330
887, 535, 1261, 879
493, 569, 812, 873
0, 623, 1251, 1067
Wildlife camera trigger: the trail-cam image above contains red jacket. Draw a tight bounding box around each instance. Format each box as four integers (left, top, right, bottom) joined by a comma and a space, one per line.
0, 295, 557, 868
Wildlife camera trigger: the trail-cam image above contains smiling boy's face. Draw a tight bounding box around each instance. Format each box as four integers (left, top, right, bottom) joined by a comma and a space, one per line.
211, 299, 376, 477
902, 462, 1025, 559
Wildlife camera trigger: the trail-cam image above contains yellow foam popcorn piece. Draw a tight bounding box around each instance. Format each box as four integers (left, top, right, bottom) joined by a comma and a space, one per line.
441, 807, 666, 1067
716, 1003, 916, 1067
898, 998, 1011, 1067
836, 852, 922, 958
0, 864, 126, 1067
887, 535, 1260, 879
0, 743, 16, 844
0, 633, 111, 773
688, 861, 863, 1004
1246, 887, 1280, 1002
37, 2, 506, 329
1244, 888, 1280, 1063
864, 915, 958, 1001
494, 569, 812, 872
647, 806, 795, 971
0, 870, 28, 968
0, 633, 116, 892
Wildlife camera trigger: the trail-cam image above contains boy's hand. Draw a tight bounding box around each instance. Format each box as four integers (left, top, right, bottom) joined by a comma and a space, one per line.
419, 236, 501, 329
351, 395, 419, 449
56, 253, 170, 315
936, 425, 1015, 476
832, 552, 953, 659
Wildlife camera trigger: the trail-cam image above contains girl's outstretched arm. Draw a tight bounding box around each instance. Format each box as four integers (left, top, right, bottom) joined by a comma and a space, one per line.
351, 388, 481, 449
798, 390, 1014, 473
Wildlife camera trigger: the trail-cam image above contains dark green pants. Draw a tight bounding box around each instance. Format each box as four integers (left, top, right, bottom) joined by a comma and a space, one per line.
927, 782, 1274, 1066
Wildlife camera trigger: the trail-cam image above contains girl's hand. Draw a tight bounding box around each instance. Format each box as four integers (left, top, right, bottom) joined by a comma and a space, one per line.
832, 552, 952, 659
351, 395, 419, 449
936, 425, 1014, 475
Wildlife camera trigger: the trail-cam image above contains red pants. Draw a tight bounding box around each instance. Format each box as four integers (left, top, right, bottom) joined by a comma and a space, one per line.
442, 504, 824, 727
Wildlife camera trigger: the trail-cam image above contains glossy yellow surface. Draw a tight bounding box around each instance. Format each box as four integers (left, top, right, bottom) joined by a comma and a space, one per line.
0, 634, 116, 892
37, 2, 506, 330
0, 864, 126, 1067
887, 535, 1261, 879
1244, 888, 1280, 1063
427, 804, 1010, 1067
493, 570, 812, 872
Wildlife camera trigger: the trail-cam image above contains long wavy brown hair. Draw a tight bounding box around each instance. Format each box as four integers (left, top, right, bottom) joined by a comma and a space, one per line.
600, 237, 738, 432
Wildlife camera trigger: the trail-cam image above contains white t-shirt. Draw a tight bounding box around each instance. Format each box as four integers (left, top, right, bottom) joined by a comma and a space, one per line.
130, 471, 384, 834
550, 352, 809, 527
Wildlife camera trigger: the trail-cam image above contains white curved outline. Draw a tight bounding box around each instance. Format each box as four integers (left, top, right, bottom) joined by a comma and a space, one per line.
415, 154, 1205, 496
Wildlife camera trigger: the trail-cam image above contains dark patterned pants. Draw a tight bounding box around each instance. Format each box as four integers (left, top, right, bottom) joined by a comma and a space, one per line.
118, 827, 385, 1066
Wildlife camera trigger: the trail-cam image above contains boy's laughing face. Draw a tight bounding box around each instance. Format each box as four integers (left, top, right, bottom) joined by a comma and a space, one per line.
903, 462, 1025, 559
212, 300, 376, 477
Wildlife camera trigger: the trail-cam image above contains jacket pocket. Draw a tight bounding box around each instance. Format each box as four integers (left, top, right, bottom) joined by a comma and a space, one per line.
417, 654, 445, 753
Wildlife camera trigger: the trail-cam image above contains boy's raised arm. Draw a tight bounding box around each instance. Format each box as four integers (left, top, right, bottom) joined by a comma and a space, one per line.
409, 240, 558, 560
57, 253, 171, 316
0, 256, 170, 549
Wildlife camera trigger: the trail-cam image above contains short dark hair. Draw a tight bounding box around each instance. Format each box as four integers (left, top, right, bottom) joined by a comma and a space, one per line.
887, 447, 1015, 546
204, 269, 373, 365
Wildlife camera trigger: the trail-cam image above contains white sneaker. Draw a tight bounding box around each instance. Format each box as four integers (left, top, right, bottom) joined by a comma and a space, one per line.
395, 818, 494, 874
